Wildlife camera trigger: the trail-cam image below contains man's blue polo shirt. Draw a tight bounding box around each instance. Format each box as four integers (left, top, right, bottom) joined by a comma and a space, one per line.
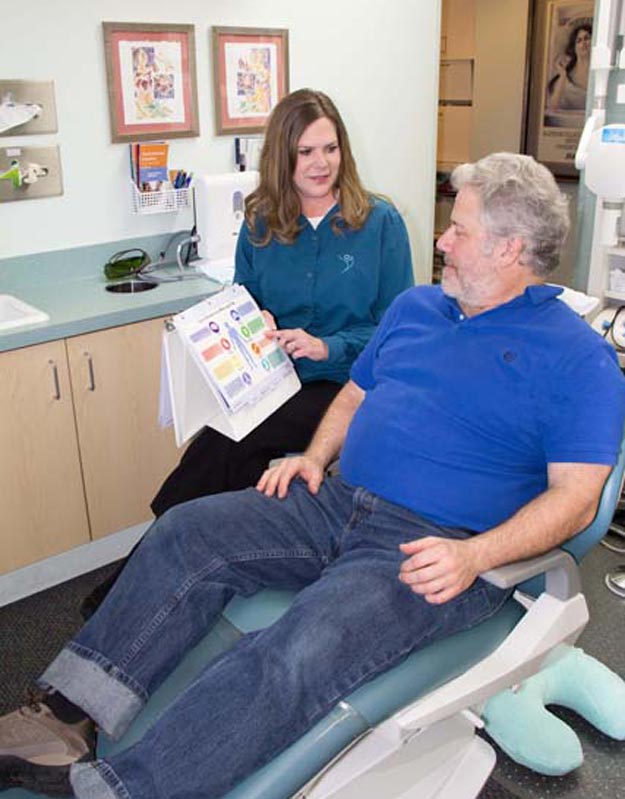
340, 284, 625, 532
234, 199, 413, 385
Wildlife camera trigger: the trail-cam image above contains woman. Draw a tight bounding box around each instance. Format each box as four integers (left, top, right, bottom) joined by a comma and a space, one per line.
547, 21, 592, 112
150, 88, 414, 513
82, 89, 413, 618
81, 89, 413, 618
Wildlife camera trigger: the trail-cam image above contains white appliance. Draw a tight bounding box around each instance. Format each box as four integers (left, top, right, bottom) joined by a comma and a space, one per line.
194, 171, 259, 284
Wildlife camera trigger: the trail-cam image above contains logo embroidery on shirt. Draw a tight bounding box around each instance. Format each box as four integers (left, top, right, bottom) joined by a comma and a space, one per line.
338, 253, 355, 273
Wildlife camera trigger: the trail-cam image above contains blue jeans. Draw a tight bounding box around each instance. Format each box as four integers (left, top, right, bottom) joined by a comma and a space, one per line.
40, 477, 510, 799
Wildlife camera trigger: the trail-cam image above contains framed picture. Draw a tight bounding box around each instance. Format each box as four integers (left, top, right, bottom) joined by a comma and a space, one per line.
525, 1, 594, 178
103, 22, 200, 143
212, 26, 289, 135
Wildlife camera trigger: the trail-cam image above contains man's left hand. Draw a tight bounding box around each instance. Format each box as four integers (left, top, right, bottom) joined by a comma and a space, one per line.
398, 537, 480, 604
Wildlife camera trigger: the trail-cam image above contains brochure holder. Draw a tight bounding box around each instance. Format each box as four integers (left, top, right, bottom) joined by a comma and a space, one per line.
162, 285, 301, 445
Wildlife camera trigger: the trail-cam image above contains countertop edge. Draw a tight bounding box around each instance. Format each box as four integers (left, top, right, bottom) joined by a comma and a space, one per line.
0, 285, 219, 353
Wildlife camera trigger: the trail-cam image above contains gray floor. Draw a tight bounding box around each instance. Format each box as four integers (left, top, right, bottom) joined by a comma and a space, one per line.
0, 546, 623, 799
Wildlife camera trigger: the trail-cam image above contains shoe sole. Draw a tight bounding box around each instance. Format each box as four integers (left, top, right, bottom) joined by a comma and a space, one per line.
0, 755, 73, 797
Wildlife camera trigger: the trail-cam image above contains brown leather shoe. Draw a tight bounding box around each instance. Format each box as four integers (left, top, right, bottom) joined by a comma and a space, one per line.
0, 693, 95, 767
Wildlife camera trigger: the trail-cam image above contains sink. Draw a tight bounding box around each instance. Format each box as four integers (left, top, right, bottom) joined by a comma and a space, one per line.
0, 294, 49, 331
105, 280, 158, 293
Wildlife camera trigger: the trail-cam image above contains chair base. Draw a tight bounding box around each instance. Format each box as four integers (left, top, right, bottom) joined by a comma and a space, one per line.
605, 565, 625, 597
301, 713, 495, 799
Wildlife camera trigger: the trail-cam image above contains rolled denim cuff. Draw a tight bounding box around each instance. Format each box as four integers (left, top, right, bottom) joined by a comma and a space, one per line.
39, 645, 144, 740
71, 761, 130, 799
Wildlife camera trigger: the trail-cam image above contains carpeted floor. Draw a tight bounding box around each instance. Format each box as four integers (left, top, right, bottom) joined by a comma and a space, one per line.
0, 545, 623, 799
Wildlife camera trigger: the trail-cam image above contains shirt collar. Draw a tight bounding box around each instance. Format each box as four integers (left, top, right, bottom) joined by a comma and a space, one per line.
299, 203, 340, 228
524, 284, 563, 304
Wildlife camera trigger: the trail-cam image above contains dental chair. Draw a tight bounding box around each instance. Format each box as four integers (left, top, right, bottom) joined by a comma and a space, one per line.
94, 434, 625, 799
603, 484, 625, 596
7, 439, 625, 799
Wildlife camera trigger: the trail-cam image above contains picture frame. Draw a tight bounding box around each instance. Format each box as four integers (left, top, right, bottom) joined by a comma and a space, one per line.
212, 26, 289, 135
524, 0, 594, 178
102, 22, 199, 143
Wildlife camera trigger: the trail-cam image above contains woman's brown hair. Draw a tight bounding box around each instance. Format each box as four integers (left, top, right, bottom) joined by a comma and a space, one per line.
245, 89, 372, 246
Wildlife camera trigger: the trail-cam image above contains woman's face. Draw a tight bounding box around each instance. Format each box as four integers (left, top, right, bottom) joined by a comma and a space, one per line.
292, 116, 341, 211
574, 28, 591, 59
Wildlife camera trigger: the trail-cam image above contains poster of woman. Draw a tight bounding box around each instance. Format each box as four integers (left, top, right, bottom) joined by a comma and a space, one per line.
544, 5, 592, 121
545, 21, 592, 114
525, 0, 594, 177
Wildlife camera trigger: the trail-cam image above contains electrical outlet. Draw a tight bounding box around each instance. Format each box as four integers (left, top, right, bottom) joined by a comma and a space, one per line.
0, 80, 58, 136
0, 145, 63, 202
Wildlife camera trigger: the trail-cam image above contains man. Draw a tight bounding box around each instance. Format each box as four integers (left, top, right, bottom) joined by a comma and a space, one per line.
2, 153, 624, 799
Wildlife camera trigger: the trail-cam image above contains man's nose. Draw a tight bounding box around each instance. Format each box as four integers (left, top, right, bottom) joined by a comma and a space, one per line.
436, 228, 451, 251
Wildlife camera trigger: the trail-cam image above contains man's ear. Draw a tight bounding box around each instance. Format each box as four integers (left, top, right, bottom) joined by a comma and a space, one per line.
498, 236, 524, 267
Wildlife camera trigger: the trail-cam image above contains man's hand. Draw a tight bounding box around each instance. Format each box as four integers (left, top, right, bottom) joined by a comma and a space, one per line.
266, 328, 328, 361
398, 537, 481, 604
257, 454, 325, 499
257, 381, 364, 500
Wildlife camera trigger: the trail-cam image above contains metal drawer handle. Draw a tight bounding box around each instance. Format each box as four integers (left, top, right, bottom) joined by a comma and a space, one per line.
48, 359, 61, 400
84, 352, 95, 391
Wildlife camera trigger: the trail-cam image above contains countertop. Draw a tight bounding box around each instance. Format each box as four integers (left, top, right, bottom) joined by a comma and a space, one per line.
0, 261, 221, 354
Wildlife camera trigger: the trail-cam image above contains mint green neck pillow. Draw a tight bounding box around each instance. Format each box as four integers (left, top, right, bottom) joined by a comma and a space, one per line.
483, 645, 625, 775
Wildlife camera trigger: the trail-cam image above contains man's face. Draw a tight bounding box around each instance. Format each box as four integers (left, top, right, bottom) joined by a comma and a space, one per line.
436, 186, 505, 312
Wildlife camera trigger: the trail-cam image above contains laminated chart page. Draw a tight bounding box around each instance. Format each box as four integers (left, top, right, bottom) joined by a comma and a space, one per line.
172, 284, 296, 414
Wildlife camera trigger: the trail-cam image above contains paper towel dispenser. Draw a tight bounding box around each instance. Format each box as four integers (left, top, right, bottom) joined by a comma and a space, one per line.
194, 171, 259, 283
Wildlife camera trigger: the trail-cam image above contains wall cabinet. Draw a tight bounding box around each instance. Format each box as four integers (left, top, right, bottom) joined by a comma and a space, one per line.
0, 316, 181, 574
440, 0, 475, 59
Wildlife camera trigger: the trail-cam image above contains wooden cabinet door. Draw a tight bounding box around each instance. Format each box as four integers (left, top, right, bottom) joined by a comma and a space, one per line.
441, 0, 475, 58
0, 340, 90, 574
67, 317, 181, 539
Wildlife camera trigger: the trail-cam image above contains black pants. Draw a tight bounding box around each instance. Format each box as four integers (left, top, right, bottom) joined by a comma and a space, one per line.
80, 380, 342, 618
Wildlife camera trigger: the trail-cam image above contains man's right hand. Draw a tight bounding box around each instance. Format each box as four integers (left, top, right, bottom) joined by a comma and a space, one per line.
256, 454, 325, 499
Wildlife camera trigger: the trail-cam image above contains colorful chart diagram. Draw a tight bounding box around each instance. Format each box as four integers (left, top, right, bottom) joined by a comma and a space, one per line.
175, 285, 292, 412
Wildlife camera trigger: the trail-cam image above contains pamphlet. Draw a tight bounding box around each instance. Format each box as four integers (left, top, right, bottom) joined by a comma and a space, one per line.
130, 142, 169, 191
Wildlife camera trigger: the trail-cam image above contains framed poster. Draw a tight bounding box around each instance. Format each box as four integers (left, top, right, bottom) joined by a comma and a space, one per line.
525, 1, 593, 178
212, 26, 289, 135
103, 22, 200, 143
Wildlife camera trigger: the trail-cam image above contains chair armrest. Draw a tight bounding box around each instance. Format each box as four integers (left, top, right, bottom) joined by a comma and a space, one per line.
480, 548, 581, 600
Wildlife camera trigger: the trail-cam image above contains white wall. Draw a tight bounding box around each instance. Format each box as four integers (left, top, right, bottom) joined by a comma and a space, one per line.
0, 0, 440, 284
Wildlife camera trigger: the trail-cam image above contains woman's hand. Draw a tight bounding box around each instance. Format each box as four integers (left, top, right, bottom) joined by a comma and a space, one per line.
554, 54, 571, 79
266, 328, 329, 361
261, 310, 277, 330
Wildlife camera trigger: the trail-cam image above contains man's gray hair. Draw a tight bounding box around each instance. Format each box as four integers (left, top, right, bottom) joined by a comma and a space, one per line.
451, 153, 570, 276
